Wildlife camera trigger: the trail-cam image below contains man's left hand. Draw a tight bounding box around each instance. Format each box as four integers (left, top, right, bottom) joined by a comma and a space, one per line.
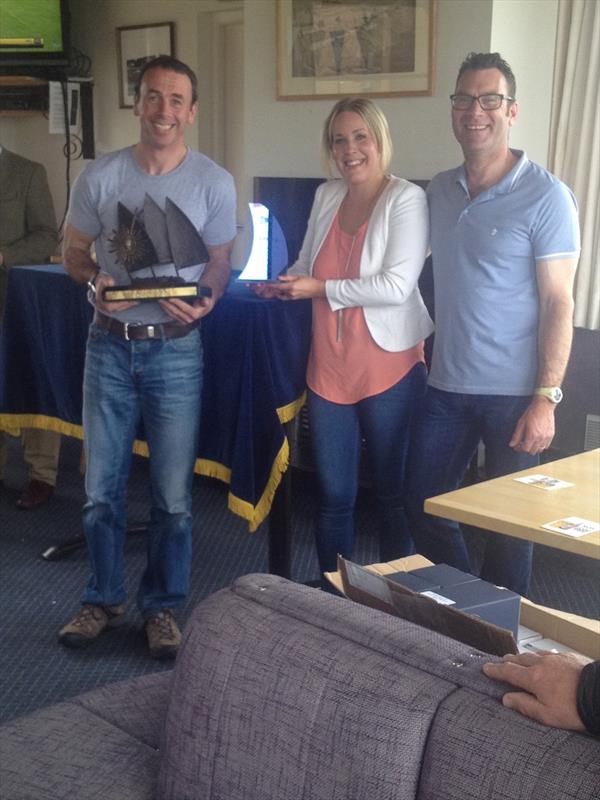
159, 292, 215, 324
509, 396, 555, 455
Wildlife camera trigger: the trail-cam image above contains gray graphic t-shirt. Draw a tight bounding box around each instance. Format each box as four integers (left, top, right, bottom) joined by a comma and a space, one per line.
67, 146, 236, 325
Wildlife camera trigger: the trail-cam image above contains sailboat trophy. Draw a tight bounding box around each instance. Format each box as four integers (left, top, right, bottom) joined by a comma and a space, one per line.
103, 195, 212, 302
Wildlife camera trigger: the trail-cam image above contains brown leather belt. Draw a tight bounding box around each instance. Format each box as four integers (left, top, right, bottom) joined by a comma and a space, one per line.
94, 311, 199, 342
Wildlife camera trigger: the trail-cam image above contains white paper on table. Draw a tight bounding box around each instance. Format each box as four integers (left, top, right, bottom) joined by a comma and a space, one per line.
541, 516, 600, 537
514, 474, 574, 490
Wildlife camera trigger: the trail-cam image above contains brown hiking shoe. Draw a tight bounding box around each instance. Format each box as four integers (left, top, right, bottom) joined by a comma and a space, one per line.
58, 603, 126, 648
145, 609, 182, 660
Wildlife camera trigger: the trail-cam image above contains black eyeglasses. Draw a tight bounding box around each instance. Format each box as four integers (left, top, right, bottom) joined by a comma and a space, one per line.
450, 93, 515, 110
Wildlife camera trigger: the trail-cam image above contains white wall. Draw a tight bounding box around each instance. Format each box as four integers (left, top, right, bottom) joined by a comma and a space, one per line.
0, 0, 559, 222
241, 0, 494, 208
491, 0, 559, 166
69, 0, 224, 157
241, 0, 558, 195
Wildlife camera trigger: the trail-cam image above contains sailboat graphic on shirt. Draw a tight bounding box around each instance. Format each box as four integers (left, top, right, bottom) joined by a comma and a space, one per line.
103, 195, 212, 302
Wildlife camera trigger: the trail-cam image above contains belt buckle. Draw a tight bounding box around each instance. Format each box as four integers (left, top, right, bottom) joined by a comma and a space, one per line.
123, 323, 156, 341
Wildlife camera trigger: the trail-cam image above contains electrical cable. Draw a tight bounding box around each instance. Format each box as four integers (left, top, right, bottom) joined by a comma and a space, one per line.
57, 78, 71, 238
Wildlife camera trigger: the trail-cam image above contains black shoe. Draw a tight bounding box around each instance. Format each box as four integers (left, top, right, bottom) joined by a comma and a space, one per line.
16, 479, 54, 510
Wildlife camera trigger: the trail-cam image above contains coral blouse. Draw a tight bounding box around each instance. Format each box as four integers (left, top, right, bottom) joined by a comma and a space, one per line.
307, 213, 424, 404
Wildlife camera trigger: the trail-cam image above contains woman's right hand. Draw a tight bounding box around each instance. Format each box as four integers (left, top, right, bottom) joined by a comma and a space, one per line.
249, 280, 289, 299
250, 275, 326, 300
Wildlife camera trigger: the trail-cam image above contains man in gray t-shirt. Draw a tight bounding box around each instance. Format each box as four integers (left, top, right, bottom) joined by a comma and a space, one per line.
406, 52, 579, 596
58, 56, 236, 659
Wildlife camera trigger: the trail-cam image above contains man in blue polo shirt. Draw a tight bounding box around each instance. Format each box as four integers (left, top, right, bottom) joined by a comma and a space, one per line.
406, 52, 580, 595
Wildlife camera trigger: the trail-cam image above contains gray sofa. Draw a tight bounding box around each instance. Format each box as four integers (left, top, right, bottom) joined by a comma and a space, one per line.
1, 574, 598, 800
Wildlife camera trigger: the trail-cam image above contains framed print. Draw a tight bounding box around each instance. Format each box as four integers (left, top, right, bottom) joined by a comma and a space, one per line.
277, 0, 436, 100
116, 22, 175, 108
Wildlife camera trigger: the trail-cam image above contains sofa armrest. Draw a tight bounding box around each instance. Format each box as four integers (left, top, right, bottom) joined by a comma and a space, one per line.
418, 687, 600, 800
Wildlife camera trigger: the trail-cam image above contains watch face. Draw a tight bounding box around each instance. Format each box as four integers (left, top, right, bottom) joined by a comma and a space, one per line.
536, 387, 563, 403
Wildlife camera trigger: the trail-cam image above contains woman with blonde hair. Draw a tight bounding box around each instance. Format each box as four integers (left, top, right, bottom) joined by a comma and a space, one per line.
255, 97, 432, 584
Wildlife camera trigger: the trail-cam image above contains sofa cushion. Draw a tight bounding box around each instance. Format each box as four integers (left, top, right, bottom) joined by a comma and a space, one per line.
0, 702, 159, 800
0, 672, 171, 800
157, 574, 507, 800
417, 687, 600, 800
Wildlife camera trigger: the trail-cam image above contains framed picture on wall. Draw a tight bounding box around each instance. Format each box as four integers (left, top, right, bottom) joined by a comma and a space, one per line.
276, 0, 436, 100
116, 22, 175, 108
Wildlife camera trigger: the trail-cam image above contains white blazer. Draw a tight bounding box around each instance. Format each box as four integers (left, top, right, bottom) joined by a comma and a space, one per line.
288, 176, 434, 352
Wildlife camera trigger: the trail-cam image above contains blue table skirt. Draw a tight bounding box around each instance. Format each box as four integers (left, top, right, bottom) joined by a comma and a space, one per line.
0, 265, 311, 530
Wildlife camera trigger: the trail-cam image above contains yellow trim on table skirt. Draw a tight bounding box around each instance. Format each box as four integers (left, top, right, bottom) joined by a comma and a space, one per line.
276, 391, 306, 424
1, 393, 304, 531
0, 414, 84, 440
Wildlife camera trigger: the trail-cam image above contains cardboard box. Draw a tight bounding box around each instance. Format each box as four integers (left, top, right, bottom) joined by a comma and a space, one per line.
325, 555, 600, 660
336, 557, 518, 657
519, 597, 600, 659
387, 564, 520, 637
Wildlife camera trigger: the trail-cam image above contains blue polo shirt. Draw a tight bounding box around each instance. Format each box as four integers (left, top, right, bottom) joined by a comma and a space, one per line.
427, 150, 580, 396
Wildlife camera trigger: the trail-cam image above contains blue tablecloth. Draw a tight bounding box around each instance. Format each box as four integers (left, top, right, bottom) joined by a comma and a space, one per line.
0, 265, 311, 530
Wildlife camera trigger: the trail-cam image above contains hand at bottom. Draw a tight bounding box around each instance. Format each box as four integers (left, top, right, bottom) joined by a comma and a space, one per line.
483, 651, 590, 731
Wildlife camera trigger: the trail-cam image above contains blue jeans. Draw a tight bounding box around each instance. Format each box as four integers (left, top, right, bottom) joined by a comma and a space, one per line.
308, 363, 426, 578
81, 323, 203, 617
406, 387, 537, 595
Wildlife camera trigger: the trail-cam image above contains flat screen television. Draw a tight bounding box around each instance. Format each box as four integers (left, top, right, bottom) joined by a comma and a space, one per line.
0, 0, 70, 75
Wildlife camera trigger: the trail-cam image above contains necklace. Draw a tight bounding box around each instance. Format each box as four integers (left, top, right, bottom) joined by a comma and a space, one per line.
336, 231, 357, 342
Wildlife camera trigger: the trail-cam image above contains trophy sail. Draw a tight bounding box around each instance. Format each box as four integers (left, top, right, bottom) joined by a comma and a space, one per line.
166, 197, 210, 268
144, 195, 172, 266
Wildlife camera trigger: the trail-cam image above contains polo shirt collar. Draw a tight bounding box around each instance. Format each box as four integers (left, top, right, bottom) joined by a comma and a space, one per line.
455, 149, 529, 200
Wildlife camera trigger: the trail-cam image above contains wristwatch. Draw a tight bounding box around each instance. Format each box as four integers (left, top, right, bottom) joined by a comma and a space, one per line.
87, 270, 100, 295
535, 386, 563, 404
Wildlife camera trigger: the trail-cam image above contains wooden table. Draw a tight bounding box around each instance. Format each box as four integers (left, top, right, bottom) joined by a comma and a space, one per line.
424, 449, 600, 560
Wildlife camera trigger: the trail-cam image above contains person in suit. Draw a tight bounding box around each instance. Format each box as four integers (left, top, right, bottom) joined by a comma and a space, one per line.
0, 147, 61, 509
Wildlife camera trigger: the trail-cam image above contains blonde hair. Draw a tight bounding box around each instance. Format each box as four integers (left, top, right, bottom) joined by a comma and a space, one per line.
321, 97, 392, 177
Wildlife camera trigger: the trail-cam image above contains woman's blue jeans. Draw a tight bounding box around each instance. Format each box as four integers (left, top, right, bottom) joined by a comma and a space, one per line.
406, 387, 537, 596
308, 363, 426, 577
81, 323, 203, 617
